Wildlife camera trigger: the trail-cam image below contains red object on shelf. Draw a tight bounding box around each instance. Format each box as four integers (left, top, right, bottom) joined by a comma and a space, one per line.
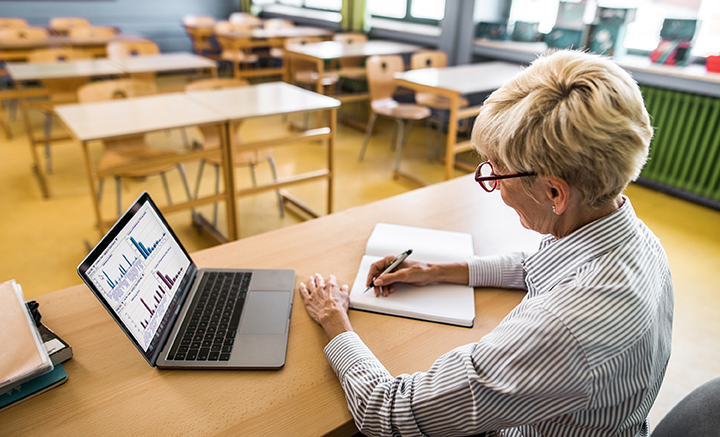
707, 55, 720, 73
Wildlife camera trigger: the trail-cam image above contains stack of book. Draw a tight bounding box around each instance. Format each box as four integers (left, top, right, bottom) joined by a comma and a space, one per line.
0, 279, 73, 412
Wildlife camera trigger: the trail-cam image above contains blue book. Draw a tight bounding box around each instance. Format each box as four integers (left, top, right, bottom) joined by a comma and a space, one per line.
0, 364, 67, 412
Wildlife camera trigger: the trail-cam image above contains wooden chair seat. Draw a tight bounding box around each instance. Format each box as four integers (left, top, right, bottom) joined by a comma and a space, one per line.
415, 93, 469, 111
221, 50, 259, 64
294, 70, 339, 87
371, 98, 431, 120
96, 138, 180, 178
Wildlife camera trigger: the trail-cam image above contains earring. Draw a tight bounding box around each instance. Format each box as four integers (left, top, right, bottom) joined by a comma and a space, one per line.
552, 204, 556, 214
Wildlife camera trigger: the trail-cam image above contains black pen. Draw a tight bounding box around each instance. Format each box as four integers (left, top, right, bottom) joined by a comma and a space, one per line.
364, 249, 413, 293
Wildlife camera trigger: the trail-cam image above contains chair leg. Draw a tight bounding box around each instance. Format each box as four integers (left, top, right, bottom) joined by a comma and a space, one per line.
249, 163, 257, 187
194, 159, 206, 200
97, 178, 104, 204
44, 114, 52, 174
359, 113, 378, 162
176, 164, 192, 201
435, 111, 445, 161
267, 156, 285, 218
160, 172, 173, 205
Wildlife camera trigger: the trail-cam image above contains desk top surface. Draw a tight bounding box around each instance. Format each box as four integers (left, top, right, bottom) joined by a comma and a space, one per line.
286, 40, 423, 60
6, 58, 124, 81
395, 61, 523, 95
106, 52, 217, 73
0, 174, 541, 436
7, 52, 216, 80
218, 26, 333, 40
186, 81, 340, 120
55, 92, 225, 141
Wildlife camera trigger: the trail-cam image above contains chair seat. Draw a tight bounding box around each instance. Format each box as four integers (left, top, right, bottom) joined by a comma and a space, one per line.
336, 66, 366, 79
221, 51, 259, 64
415, 93, 469, 111
97, 137, 179, 178
295, 71, 339, 87
269, 47, 284, 58
372, 98, 431, 120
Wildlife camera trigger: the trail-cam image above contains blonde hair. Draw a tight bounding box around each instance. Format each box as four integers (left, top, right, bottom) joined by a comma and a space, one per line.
472, 50, 653, 208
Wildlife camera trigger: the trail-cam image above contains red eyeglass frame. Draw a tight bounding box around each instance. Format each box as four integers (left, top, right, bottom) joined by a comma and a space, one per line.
474, 161, 537, 192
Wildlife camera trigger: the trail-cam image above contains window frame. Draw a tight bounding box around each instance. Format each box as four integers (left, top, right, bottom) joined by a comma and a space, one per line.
367, 0, 445, 26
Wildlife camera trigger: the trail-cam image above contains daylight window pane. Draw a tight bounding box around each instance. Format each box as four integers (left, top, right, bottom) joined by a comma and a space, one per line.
367, 0, 407, 19
305, 0, 342, 11
410, 0, 445, 20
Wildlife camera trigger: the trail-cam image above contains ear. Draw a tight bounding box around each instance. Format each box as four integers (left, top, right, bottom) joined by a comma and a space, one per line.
543, 176, 570, 214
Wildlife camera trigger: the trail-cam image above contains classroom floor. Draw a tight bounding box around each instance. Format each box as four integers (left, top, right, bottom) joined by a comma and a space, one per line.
1, 74, 718, 431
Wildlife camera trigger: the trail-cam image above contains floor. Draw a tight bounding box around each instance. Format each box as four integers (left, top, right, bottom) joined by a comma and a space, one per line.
1, 73, 718, 431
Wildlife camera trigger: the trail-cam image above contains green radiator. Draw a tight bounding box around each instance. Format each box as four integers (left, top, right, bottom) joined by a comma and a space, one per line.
640, 85, 720, 203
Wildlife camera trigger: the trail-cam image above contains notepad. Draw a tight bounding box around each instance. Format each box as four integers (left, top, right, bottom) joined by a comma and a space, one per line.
349, 223, 475, 327
0, 280, 53, 396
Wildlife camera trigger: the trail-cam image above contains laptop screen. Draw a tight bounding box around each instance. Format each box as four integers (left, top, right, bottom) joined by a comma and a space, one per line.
78, 192, 196, 365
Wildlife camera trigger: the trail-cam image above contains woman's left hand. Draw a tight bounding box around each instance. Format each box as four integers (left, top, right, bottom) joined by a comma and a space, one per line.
299, 273, 353, 341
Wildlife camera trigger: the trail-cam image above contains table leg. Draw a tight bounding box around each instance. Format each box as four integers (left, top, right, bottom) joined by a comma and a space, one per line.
80, 140, 103, 233
17, 85, 50, 198
328, 107, 336, 214
222, 121, 238, 241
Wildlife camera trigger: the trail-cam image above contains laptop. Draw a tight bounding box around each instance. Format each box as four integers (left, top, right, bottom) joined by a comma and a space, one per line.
77, 192, 294, 369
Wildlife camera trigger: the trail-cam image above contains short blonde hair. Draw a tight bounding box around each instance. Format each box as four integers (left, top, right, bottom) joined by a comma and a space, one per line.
472, 50, 653, 208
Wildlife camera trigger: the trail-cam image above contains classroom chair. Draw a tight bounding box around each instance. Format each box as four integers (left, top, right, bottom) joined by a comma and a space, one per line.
0, 18, 28, 29
410, 50, 470, 161
228, 12, 261, 26
332, 32, 368, 83
49, 17, 90, 35
76, 79, 192, 216
68, 26, 118, 38
106, 39, 160, 81
182, 16, 220, 60
359, 55, 431, 181
263, 18, 294, 30
284, 37, 338, 92
184, 78, 284, 223
25, 47, 91, 173
214, 22, 259, 79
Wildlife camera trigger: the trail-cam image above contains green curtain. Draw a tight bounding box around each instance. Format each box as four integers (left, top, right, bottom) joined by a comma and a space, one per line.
341, 0, 368, 32
240, 0, 252, 13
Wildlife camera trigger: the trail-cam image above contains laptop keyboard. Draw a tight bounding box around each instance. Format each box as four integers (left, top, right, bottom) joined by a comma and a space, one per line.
167, 271, 252, 362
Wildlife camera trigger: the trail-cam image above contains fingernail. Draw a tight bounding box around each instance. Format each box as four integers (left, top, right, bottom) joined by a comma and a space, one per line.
374, 278, 383, 285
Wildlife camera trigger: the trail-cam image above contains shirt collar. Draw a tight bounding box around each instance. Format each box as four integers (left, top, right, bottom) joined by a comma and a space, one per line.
522, 196, 638, 292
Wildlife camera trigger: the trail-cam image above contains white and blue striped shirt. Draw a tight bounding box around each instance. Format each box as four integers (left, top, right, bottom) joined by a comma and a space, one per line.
325, 198, 673, 436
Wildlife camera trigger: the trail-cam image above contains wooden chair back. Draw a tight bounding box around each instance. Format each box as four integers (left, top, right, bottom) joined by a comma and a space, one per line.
366, 55, 404, 102
0, 27, 48, 41
332, 33, 367, 44
77, 79, 157, 103
410, 50, 447, 70
68, 26, 118, 38
214, 21, 252, 34
0, 18, 28, 29
28, 48, 91, 62
49, 17, 90, 32
184, 78, 249, 92
263, 18, 293, 30
106, 39, 160, 58
284, 37, 322, 72
228, 13, 261, 26
182, 15, 215, 27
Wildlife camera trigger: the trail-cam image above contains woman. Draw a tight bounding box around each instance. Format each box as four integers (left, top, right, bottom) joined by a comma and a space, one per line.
300, 50, 673, 437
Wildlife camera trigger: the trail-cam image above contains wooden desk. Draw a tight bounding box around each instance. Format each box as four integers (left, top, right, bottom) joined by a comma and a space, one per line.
185, 82, 340, 224
284, 40, 422, 104
394, 62, 523, 181
54, 92, 235, 240
6, 53, 218, 198
106, 52, 217, 77
0, 174, 540, 436
0, 35, 143, 61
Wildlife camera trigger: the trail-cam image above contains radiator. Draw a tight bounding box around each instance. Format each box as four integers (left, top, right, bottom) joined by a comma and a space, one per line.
639, 85, 720, 204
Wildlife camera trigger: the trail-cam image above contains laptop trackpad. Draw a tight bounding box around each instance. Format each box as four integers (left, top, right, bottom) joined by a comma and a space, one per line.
239, 291, 290, 335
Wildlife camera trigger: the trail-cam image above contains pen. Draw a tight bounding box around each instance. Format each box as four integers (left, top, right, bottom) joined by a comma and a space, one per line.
364, 249, 413, 293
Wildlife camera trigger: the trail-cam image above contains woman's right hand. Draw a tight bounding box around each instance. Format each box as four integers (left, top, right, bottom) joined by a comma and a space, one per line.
365, 256, 436, 297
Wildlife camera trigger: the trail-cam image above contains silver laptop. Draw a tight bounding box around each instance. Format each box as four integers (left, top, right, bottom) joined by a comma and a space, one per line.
77, 192, 294, 369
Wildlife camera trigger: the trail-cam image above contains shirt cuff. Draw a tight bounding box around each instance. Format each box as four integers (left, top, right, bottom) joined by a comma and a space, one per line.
467, 255, 504, 288
324, 331, 378, 380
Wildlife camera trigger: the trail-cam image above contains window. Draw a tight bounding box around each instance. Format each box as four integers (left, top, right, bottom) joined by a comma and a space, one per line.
253, 0, 341, 12
367, 0, 446, 23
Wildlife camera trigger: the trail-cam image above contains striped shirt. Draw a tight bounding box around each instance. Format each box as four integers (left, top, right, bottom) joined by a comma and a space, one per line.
325, 197, 673, 436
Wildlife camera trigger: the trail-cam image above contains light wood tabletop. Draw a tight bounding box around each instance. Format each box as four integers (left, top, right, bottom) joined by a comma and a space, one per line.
5, 58, 124, 81
0, 174, 541, 436
394, 62, 523, 181
106, 52, 217, 75
285, 40, 422, 61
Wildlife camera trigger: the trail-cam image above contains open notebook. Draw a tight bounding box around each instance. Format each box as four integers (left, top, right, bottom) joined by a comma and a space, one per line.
349, 223, 475, 327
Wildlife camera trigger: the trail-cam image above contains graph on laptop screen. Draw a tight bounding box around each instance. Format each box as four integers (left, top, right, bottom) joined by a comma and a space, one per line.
86, 202, 191, 351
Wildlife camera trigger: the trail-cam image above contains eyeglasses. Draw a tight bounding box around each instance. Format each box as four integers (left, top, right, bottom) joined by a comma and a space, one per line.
474, 161, 537, 192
